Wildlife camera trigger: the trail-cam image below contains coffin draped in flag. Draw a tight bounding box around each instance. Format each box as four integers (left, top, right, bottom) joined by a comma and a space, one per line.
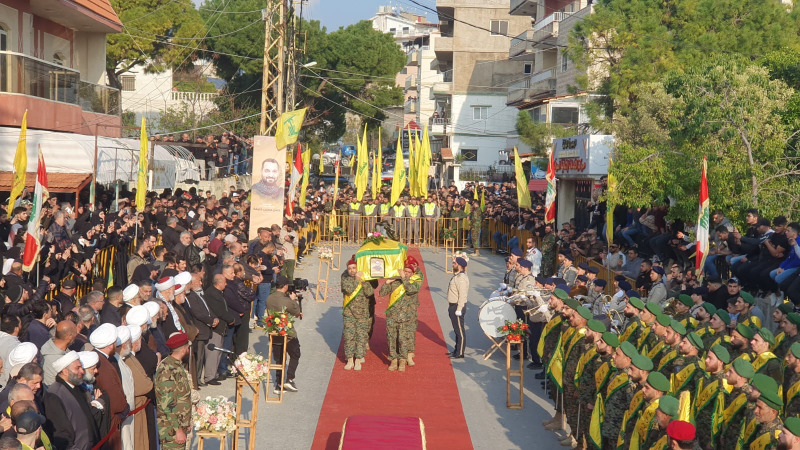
695, 157, 709, 274
22, 146, 49, 272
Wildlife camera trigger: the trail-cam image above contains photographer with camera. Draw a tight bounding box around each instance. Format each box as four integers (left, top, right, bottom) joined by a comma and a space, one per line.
266, 275, 302, 393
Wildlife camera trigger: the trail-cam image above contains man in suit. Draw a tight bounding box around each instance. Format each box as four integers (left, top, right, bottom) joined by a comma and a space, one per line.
90, 323, 127, 450
186, 268, 222, 386
204, 274, 238, 380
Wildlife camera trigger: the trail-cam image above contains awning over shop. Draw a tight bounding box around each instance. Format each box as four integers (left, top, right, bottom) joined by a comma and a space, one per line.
529, 179, 548, 191
0, 172, 92, 193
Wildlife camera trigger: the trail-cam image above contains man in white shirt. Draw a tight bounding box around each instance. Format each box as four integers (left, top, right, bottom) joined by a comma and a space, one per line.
525, 237, 542, 278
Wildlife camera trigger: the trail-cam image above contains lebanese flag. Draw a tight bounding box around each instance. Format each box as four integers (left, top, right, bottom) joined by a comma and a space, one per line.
544, 150, 557, 223
22, 146, 49, 272
695, 157, 710, 275
286, 143, 303, 218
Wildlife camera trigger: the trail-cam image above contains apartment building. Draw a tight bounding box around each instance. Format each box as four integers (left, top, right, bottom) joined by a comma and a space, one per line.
433, 0, 531, 168
0, 0, 122, 137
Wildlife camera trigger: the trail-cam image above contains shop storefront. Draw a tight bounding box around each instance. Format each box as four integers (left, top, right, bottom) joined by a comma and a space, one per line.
552, 134, 614, 228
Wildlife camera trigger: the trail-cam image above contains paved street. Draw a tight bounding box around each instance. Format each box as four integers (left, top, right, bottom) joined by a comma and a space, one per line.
193, 246, 560, 450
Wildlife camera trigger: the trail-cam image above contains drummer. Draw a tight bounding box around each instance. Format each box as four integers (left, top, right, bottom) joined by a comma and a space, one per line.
512, 259, 536, 362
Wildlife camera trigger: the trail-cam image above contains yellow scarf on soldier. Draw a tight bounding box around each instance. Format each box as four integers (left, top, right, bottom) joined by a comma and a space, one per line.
694, 376, 725, 439
629, 398, 660, 450
671, 360, 698, 394
574, 347, 598, 388
620, 320, 639, 344
771, 332, 785, 353
750, 428, 781, 450
387, 273, 422, 311
343, 283, 363, 309
751, 352, 777, 373
618, 390, 646, 448
787, 377, 800, 408
637, 326, 652, 351
537, 315, 562, 359
722, 391, 749, 435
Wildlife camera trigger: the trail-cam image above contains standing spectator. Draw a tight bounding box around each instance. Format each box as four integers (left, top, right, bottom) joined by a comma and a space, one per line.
154, 332, 192, 449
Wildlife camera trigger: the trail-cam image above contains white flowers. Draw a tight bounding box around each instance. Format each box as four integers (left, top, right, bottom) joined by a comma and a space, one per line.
233, 352, 269, 383
319, 246, 333, 260
193, 396, 237, 433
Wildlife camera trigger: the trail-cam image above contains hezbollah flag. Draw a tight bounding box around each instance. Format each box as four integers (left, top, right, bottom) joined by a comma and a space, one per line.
390, 131, 407, 205
8, 110, 28, 211
329, 159, 341, 231
275, 108, 307, 149
418, 125, 431, 197
356, 125, 369, 201
286, 143, 303, 217
372, 132, 382, 199
136, 117, 148, 212
22, 146, 48, 272
589, 395, 604, 449
514, 147, 532, 209
480, 189, 486, 212
606, 155, 617, 244
696, 157, 710, 276
299, 144, 311, 208
544, 149, 556, 223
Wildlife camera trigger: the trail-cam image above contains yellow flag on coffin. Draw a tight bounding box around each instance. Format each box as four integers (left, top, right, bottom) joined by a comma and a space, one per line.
514, 147, 532, 209
275, 108, 307, 150
136, 117, 148, 212
390, 131, 406, 206
606, 155, 617, 244
589, 395, 604, 449
299, 145, 311, 208
356, 125, 369, 201
9, 110, 28, 211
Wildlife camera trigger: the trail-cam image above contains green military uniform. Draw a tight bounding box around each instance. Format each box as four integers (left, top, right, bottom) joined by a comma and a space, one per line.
379, 274, 421, 361
785, 370, 800, 418
746, 417, 783, 450
540, 230, 557, 277
469, 205, 483, 252
619, 317, 643, 347
563, 328, 591, 440
656, 344, 681, 378
752, 352, 783, 386
449, 208, 468, 248
600, 369, 637, 450
720, 384, 751, 448
775, 332, 800, 362
543, 316, 568, 411
670, 354, 702, 399
408, 269, 423, 354
694, 371, 726, 449
577, 347, 613, 447
341, 272, 375, 359
155, 355, 192, 449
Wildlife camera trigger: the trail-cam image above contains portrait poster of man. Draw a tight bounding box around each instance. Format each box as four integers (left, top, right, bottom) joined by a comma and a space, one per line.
249, 136, 286, 236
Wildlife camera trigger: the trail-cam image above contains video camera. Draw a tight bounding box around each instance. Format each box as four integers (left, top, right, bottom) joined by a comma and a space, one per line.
289, 278, 310, 314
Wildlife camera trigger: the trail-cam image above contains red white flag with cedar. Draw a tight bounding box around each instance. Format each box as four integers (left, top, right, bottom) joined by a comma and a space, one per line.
286, 143, 303, 218
544, 150, 557, 223
695, 157, 710, 274
22, 146, 49, 272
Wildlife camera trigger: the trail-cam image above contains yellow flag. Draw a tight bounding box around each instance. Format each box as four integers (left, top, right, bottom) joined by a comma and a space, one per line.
330, 161, 340, 231
299, 145, 311, 208
678, 390, 692, 422
606, 155, 617, 244
418, 125, 431, 197
356, 125, 369, 201
474, 185, 478, 200
514, 147, 532, 209
136, 117, 148, 212
372, 130, 381, 198
9, 110, 28, 211
275, 108, 307, 149
407, 128, 416, 197
318, 151, 324, 174
465, 202, 471, 215
390, 131, 406, 205
481, 189, 486, 212
589, 394, 604, 449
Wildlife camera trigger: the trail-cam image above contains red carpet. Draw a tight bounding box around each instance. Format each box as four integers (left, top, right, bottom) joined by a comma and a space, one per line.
311, 248, 473, 449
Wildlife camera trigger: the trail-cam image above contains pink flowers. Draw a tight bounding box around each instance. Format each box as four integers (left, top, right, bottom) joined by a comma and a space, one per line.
193, 396, 236, 433
234, 352, 269, 383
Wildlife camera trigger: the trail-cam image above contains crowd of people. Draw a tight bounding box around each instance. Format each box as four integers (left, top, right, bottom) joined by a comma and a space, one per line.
150, 132, 254, 180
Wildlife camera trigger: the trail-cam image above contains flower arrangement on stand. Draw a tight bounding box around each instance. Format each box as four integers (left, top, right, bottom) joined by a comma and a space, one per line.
442, 228, 457, 240
453, 251, 470, 263
498, 319, 529, 343
193, 396, 237, 433
319, 246, 333, 261
262, 309, 295, 337
331, 227, 344, 237
233, 352, 269, 384
363, 231, 385, 246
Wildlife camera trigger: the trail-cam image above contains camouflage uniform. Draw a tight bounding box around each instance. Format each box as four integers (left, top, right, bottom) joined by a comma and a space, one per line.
449, 209, 468, 247
618, 317, 643, 347
155, 355, 192, 449
540, 231, 557, 277
694, 371, 725, 449
564, 334, 591, 438
747, 417, 783, 450
752, 354, 783, 386
544, 319, 568, 410
640, 423, 666, 450
784, 370, 800, 418
577, 351, 611, 446
600, 369, 636, 450
773, 332, 800, 360
407, 269, 423, 353
720, 384, 751, 448
380, 276, 420, 361
470, 207, 483, 251
341, 272, 375, 359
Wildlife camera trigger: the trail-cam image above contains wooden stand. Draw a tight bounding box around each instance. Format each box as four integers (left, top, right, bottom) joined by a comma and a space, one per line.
315, 259, 331, 302
197, 430, 230, 450
482, 335, 508, 360
444, 239, 455, 273
332, 236, 343, 270
265, 333, 288, 403
505, 340, 524, 409
234, 379, 261, 450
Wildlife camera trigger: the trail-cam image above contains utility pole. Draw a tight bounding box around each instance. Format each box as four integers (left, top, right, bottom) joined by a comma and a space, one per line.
260, 0, 286, 135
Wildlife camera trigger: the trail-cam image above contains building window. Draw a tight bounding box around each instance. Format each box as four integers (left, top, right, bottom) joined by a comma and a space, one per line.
472, 106, 489, 120
490, 20, 508, 36
461, 149, 478, 162
551, 106, 579, 124
402, 27, 410, 35
530, 106, 544, 123
121, 75, 136, 92
53, 52, 66, 66
523, 63, 533, 74
0, 24, 8, 51
561, 52, 569, 73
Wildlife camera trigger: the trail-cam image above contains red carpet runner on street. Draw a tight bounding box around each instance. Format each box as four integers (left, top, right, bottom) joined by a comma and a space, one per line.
311, 248, 473, 449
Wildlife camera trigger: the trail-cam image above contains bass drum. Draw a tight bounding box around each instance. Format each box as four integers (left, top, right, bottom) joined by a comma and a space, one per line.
478, 299, 517, 339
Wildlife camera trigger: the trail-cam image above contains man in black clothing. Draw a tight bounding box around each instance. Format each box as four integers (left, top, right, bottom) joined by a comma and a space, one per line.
99, 286, 123, 326
204, 274, 238, 379
43, 351, 102, 449
186, 269, 222, 385
53, 279, 77, 320
266, 275, 302, 394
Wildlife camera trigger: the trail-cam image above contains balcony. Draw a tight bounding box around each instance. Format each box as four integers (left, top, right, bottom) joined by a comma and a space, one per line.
532, 12, 572, 47
407, 51, 420, 66
404, 100, 418, 114
0, 51, 121, 135
509, 30, 535, 60
434, 36, 454, 59
170, 91, 219, 102
404, 76, 418, 91
430, 117, 451, 134
506, 68, 556, 105
510, 0, 539, 17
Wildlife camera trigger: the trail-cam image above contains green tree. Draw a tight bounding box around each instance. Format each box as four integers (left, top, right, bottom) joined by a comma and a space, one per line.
106, 0, 205, 89
515, 111, 572, 155
607, 57, 799, 221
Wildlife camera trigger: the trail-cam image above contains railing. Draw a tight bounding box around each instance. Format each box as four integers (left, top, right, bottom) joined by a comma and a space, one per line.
171, 91, 218, 102
533, 11, 572, 33
0, 51, 120, 115
510, 30, 534, 57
